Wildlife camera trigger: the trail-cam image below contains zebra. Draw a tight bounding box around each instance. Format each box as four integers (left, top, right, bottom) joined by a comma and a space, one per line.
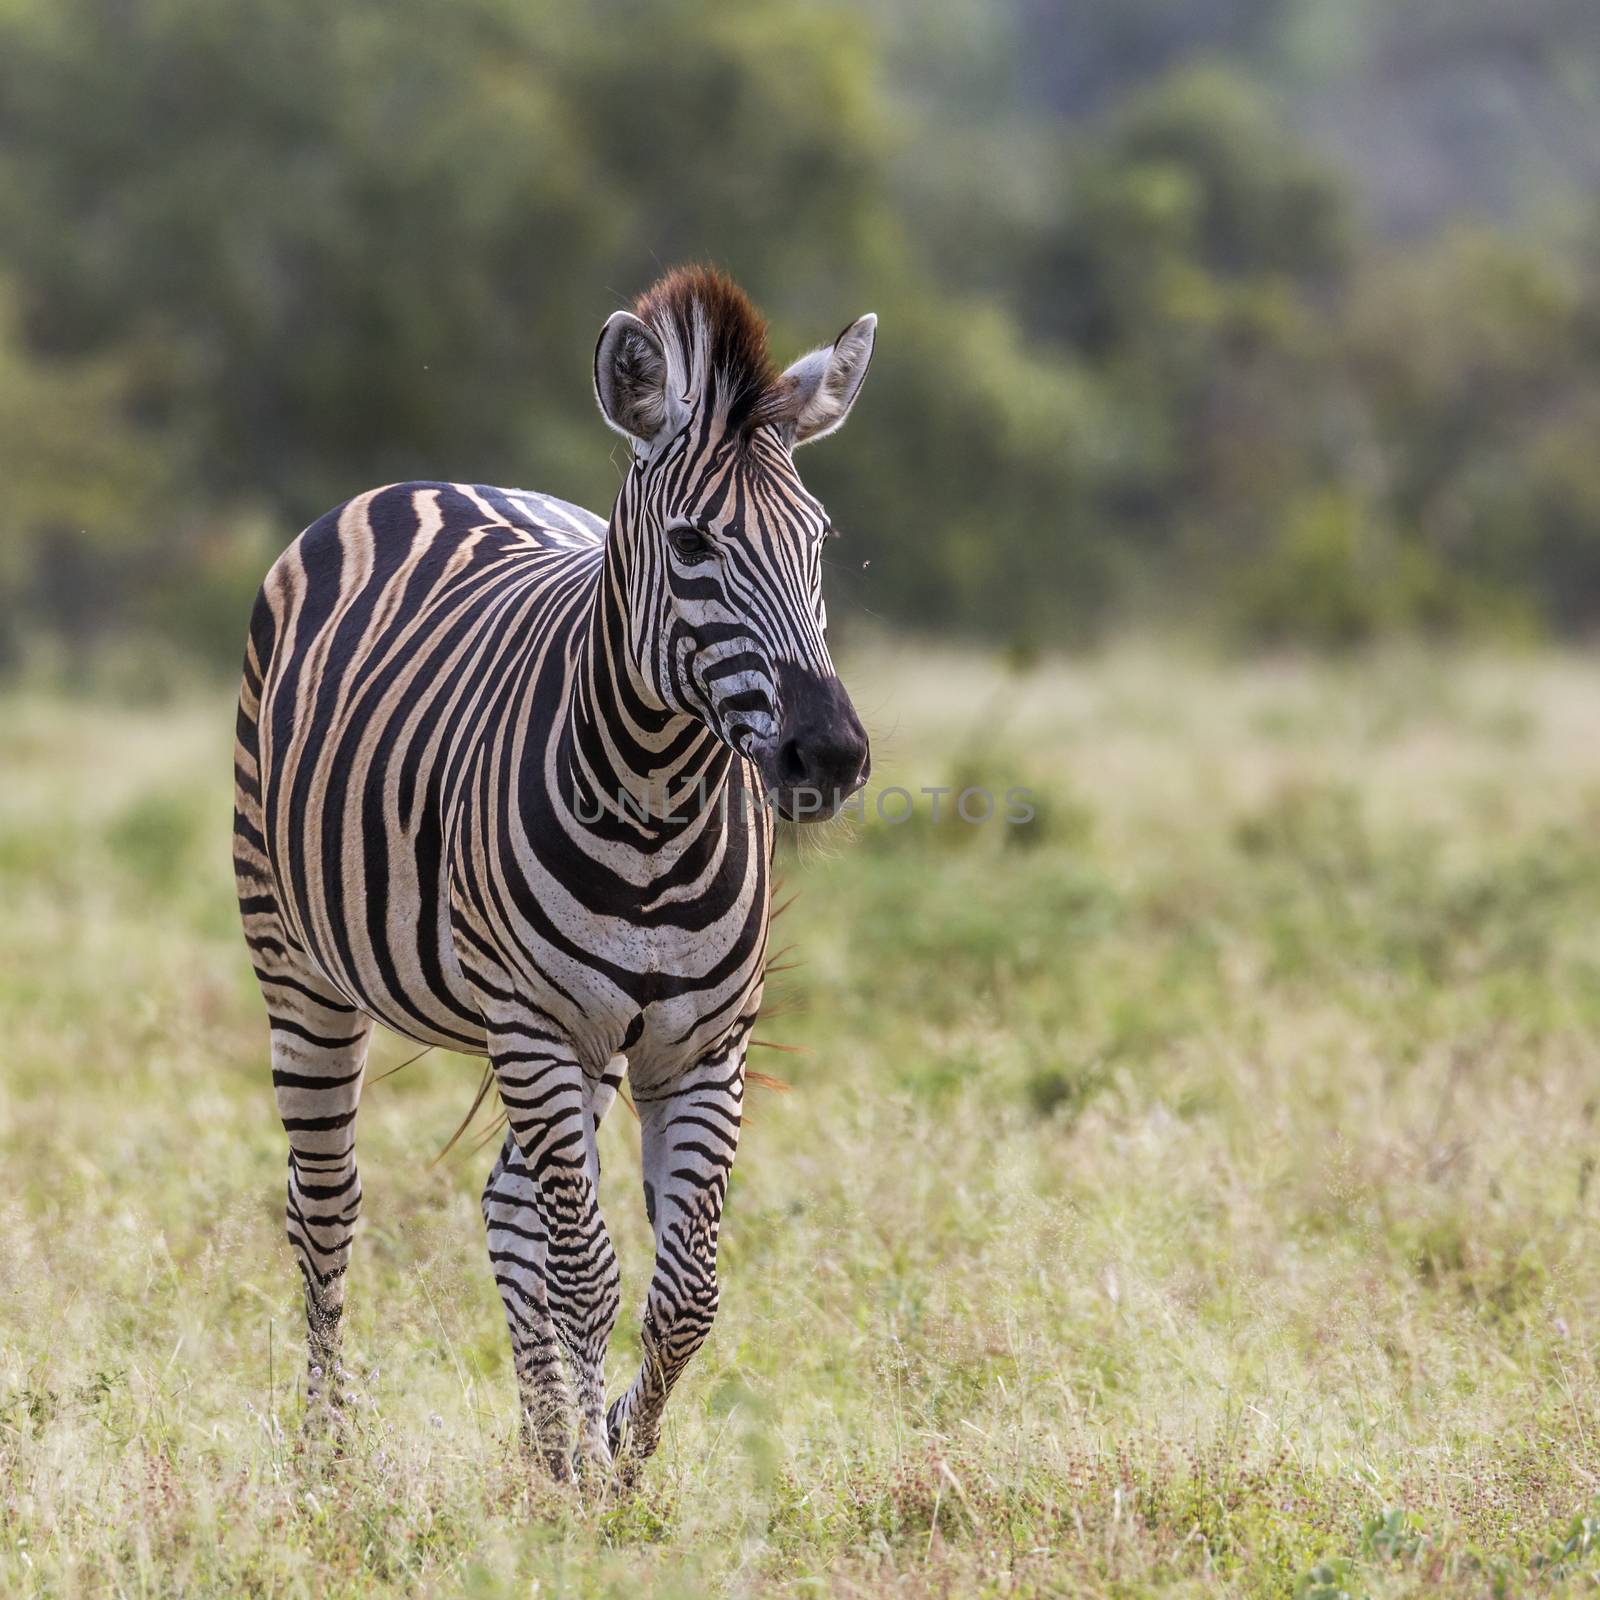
233, 266, 875, 1480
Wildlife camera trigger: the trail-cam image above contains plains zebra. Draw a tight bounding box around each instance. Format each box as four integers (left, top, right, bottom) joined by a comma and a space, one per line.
233, 267, 875, 1479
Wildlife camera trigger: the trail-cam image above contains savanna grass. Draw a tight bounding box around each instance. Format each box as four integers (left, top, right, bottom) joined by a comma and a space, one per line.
6, 643, 1600, 1595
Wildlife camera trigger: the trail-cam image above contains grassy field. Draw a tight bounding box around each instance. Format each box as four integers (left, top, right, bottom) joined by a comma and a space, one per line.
8, 643, 1600, 1596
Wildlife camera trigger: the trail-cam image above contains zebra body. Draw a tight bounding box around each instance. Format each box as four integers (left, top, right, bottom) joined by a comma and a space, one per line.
234, 269, 875, 1477
247, 481, 770, 1074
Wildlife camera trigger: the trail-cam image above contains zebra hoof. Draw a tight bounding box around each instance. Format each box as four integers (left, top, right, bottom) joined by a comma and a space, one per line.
605, 1397, 627, 1459
518, 1412, 578, 1483
300, 1366, 378, 1457
573, 1441, 615, 1480
298, 1403, 357, 1461
603, 1412, 652, 1492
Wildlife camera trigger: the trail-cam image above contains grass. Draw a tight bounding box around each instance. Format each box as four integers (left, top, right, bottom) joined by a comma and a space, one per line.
8, 641, 1600, 1595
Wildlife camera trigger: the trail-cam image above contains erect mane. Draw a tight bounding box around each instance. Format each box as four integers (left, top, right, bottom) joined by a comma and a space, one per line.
632, 266, 783, 433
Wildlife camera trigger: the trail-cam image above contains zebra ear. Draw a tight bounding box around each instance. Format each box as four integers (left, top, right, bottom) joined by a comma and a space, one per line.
779, 313, 877, 446
594, 311, 681, 447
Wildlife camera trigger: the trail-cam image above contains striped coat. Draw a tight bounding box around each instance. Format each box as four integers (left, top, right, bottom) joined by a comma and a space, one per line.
234, 268, 875, 1478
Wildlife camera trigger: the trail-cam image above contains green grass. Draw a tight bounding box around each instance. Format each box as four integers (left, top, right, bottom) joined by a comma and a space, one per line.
8, 642, 1600, 1595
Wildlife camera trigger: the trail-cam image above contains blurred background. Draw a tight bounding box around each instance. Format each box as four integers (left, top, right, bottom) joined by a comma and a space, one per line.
5, 0, 1600, 678
17, 9, 1600, 1590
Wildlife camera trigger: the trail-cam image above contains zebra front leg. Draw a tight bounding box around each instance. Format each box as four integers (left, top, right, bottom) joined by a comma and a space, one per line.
488, 1023, 621, 1477
607, 1050, 745, 1475
482, 1130, 569, 1475
267, 988, 373, 1425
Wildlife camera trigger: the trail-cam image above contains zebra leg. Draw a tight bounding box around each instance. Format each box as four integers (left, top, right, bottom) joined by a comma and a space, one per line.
607, 1050, 745, 1474
481, 1055, 625, 1478
488, 1022, 622, 1477
267, 975, 373, 1421
481, 1129, 568, 1475
236, 630, 372, 1421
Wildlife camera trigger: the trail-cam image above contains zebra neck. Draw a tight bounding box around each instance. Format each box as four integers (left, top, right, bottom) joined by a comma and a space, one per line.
561, 550, 735, 837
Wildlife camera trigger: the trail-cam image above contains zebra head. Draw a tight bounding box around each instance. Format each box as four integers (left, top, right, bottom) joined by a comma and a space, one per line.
592, 268, 874, 821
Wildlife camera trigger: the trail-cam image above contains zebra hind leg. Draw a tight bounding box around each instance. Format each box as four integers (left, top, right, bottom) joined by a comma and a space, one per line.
236, 629, 373, 1428
262, 961, 373, 1428
482, 1129, 573, 1479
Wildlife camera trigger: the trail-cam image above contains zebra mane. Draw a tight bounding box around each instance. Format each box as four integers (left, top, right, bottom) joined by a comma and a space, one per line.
633, 266, 784, 434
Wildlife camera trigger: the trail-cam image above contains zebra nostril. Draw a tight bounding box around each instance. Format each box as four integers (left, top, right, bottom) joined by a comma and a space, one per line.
777, 738, 809, 787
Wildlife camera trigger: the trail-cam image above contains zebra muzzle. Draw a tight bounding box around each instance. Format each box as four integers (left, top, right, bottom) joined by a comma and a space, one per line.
760, 665, 870, 822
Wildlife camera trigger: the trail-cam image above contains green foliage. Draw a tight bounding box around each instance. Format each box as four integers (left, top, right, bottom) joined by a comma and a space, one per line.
1230, 490, 1521, 650
1540, 1506, 1600, 1580
3, 2, 1600, 665
1029, 64, 1350, 357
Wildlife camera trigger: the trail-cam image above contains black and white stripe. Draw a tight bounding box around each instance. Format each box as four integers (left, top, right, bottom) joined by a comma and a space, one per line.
234, 267, 875, 1477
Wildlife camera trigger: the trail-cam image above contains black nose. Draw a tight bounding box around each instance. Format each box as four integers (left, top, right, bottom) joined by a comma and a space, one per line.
776, 723, 870, 796
769, 664, 870, 817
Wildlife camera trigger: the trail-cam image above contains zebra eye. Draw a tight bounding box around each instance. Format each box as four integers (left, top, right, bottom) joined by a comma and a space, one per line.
667, 524, 713, 562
